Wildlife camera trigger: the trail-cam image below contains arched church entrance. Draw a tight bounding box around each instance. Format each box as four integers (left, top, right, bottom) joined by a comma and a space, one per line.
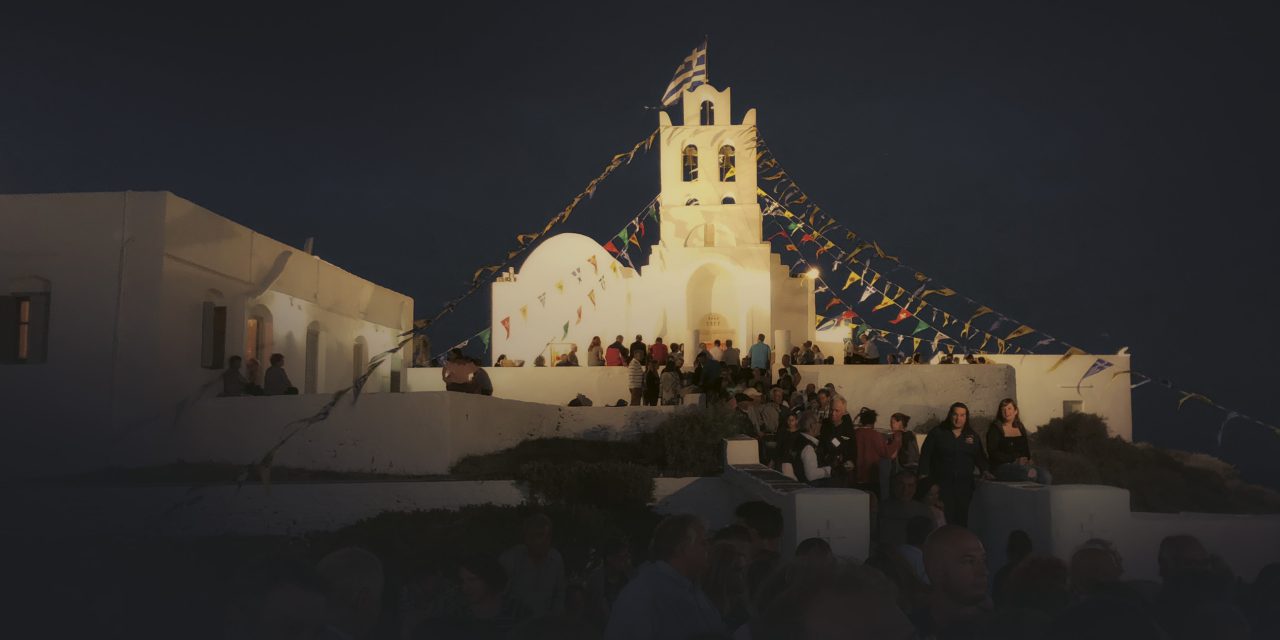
687, 263, 739, 351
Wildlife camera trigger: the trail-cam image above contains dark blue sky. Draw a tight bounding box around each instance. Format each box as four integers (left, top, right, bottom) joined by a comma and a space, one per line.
4, 2, 1278, 485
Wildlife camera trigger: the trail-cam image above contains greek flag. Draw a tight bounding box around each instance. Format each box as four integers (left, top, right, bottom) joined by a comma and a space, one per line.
660, 41, 708, 107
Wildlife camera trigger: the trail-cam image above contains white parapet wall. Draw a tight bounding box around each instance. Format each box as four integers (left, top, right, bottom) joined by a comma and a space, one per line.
721, 436, 872, 561
134, 392, 679, 476
982, 354, 1133, 440
407, 363, 1016, 426
970, 481, 1280, 582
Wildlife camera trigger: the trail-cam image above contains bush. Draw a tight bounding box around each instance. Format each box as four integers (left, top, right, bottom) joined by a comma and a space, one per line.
638, 406, 740, 476
308, 504, 662, 587
1031, 413, 1280, 514
450, 438, 653, 479
516, 460, 656, 508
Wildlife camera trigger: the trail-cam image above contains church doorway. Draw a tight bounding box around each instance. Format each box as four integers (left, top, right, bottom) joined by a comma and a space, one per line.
687, 263, 739, 351
698, 312, 735, 350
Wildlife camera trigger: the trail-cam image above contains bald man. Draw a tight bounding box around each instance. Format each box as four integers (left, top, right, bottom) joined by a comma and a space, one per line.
916, 525, 992, 637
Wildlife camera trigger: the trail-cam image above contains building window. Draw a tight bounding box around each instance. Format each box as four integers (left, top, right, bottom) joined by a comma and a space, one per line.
721, 196, 736, 204
201, 301, 227, 369
1063, 400, 1083, 416
700, 100, 715, 126
1, 293, 50, 364
685, 198, 700, 206
682, 145, 698, 181
718, 145, 736, 182
245, 317, 261, 363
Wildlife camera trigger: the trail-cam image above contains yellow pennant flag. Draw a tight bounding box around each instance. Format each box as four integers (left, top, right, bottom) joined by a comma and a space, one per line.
912, 338, 922, 352
997, 338, 1008, 354
970, 306, 994, 321
942, 312, 952, 327
516, 233, 540, 246
1005, 325, 1035, 341
961, 322, 971, 338
519, 306, 528, 321
978, 334, 990, 351
914, 300, 928, 315
587, 289, 596, 308
555, 280, 565, 293
945, 344, 955, 355
1047, 347, 1087, 372
869, 273, 881, 288
610, 262, 619, 274
842, 271, 862, 290
922, 287, 956, 299
889, 286, 904, 302
873, 295, 896, 312
914, 272, 929, 282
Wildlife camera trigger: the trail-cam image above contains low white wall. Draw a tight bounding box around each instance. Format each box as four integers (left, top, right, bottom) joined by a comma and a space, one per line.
407, 363, 1016, 426
983, 354, 1133, 440
0, 477, 709, 537
721, 437, 872, 561
143, 392, 678, 476
970, 482, 1280, 582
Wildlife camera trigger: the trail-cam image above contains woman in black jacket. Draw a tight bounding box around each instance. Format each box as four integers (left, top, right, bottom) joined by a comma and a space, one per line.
985, 398, 1052, 484
918, 402, 991, 526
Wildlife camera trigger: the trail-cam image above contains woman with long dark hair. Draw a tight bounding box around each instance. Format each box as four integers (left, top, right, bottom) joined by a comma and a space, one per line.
986, 398, 1052, 484
918, 402, 991, 526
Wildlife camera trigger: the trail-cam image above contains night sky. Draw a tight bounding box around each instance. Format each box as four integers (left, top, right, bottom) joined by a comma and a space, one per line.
4, 3, 1278, 485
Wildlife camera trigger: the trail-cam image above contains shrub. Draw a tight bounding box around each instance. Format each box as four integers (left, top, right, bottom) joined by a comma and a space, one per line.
516, 460, 656, 508
638, 406, 740, 476
1031, 413, 1280, 514
450, 438, 653, 479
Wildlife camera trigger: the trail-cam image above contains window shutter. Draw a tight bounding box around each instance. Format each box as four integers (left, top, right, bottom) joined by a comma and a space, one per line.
201, 302, 215, 367
212, 305, 227, 367
0, 296, 17, 363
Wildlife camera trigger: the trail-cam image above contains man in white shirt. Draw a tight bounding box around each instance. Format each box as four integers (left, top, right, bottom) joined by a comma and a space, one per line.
708, 339, 724, 362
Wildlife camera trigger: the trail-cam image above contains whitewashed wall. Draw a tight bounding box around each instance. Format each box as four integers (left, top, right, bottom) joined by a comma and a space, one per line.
982, 354, 1133, 440
407, 363, 1017, 428
0, 192, 412, 477
970, 482, 1280, 582
149, 392, 677, 476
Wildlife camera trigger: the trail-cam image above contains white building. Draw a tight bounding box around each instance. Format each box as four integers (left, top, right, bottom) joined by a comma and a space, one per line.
489, 83, 815, 365
0, 192, 412, 474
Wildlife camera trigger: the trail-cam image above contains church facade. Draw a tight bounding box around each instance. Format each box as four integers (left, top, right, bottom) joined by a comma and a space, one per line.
489, 83, 815, 364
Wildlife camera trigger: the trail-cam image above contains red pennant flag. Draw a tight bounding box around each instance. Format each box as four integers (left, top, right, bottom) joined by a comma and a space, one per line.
629, 234, 640, 247
500, 316, 511, 338
801, 234, 815, 243
637, 221, 645, 238
767, 230, 787, 241
824, 298, 842, 310
889, 308, 913, 325
841, 310, 858, 320
785, 244, 798, 252
603, 241, 618, 254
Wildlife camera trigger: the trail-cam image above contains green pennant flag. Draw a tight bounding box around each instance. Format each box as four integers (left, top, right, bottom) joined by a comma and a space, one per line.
617, 229, 629, 242
645, 203, 659, 221
561, 322, 570, 340
787, 222, 801, 232
477, 328, 492, 350
912, 318, 930, 336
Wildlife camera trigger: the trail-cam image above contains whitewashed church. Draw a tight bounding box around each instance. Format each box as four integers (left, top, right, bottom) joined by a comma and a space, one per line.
489, 83, 815, 366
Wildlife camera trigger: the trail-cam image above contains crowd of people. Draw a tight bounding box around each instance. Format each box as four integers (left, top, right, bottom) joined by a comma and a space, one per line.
225, 502, 1279, 640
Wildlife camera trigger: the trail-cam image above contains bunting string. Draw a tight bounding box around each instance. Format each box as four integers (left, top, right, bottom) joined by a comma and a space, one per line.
756, 137, 1279, 439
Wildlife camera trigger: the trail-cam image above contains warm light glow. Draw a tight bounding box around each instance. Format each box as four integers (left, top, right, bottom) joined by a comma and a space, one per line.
805, 268, 820, 280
